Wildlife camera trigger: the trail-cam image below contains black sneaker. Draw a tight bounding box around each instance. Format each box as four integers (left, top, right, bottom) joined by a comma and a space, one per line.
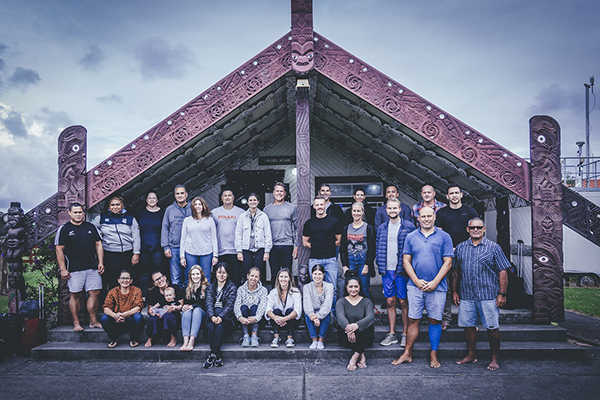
214, 355, 223, 367
203, 354, 216, 369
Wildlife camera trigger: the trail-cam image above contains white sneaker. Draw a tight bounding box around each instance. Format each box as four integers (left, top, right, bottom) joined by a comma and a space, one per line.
271, 337, 281, 348
285, 338, 295, 348
309, 341, 318, 349
316, 341, 324, 350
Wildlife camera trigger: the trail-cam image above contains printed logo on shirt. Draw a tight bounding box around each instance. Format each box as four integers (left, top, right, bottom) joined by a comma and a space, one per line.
347, 233, 364, 242
68, 230, 75, 236
122, 218, 127, 224
218, 215, 237, 220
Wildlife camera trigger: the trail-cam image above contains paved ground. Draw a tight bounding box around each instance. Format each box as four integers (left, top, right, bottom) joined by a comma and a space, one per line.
1, 349, 600, 399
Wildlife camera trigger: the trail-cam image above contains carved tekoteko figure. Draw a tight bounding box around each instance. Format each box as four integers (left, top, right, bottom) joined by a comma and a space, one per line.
1, 202, 28, 312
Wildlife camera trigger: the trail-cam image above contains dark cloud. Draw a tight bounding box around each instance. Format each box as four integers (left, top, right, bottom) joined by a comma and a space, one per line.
0, 43, 6, 71
78, 44, 106, 70
528, 83, 581, 115
96, 94, 123, 104
8, 67, 41, 90
0, 110, 27, 137
134, 37, 196, 81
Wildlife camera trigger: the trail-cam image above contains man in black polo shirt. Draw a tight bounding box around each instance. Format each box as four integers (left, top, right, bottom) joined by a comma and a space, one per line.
56, 202, 104, 332
303, 195, 342, 301
435, 184, 479, 330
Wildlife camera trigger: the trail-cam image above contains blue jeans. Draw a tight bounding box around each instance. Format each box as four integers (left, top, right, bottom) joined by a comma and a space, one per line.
305, 313, 331, 339
309, 257, 338, 312
348, 253, 371, 299
184, 252, 213, 286
169, 247, 184, 286
100, 312, 144, 342
181, 307, 205, 338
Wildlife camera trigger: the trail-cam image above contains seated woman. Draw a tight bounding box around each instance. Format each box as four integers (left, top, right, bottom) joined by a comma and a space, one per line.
180, 265, 209, 351
145, 271, 184, 347
100, 270, 144, 348
336, 271, 375, 370
303, 264, 334, 349
234, 267, 268, 347
204, 262, 237, 368
266, 268, 302, 348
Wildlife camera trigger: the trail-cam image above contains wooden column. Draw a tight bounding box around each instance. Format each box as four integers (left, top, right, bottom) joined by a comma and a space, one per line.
530, 116, 564, 323
57, 125, 88, 325
296, 83, 311, 266
292, 0, 314, 266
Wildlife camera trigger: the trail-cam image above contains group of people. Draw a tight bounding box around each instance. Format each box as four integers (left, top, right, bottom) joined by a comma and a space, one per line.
55, 181, 510, 371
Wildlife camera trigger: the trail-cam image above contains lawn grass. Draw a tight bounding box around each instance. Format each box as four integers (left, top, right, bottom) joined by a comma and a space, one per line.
564, 287, 600, 318
0, 269, 58, 313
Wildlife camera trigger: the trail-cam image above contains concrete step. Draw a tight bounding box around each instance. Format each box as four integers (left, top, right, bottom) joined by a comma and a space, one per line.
32, 340, 585, 362
46, 323, 566, 344
373, 307, 533, 325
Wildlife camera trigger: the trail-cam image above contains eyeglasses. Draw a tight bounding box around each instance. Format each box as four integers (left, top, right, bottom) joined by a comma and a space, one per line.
153, 275, 166, 283
468, 226, 485, 230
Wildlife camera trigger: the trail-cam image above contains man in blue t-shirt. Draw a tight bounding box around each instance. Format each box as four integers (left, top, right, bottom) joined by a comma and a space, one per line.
392, 207, 453, 368
55, 202, 104, 332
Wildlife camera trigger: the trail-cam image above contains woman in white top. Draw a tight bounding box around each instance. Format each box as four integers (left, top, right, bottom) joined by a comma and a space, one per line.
266, 268, 302, 348
235, 193, 272, 280
180, 197, 218, 286
302, 264, 334, 349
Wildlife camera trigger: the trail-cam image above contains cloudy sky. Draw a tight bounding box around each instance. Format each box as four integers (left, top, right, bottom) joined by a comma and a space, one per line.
1, 0, 599, 211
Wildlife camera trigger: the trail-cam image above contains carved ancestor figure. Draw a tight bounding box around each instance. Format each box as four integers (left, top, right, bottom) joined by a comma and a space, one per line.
1, 202, 28, 311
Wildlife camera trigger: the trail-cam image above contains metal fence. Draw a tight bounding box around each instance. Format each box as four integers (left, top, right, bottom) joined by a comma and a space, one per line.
561, 156, 600, 190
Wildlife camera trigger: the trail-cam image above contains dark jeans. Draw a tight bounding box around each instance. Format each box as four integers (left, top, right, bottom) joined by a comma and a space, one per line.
240, 304, 259, 335
337, 324, 374, 354
242, 249, 266, 282
139, 250, 168, 298
207, 308, 233, 356
269, 245, 293, 285
146, 313, 179, 340
270, 308, 300, 336
103, 250, 133, 291
100, 312, 144, 342
218, 254, 243, 287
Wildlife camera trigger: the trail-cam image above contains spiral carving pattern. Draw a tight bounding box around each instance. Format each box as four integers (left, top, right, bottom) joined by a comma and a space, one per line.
529, 116, 563, 323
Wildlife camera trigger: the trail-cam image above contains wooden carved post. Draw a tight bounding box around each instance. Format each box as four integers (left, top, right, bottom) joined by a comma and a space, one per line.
296, 82, 311, 266
292, 0, 313, 266
57, 125, 87, 325
530, 116, 564, 323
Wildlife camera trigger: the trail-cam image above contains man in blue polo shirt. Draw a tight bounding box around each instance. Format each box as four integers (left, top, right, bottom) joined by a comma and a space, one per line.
453, 218, 510, 371
392, 207, 453, 368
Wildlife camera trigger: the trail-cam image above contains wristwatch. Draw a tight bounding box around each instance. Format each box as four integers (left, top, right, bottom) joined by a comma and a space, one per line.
498, 292, 506, 297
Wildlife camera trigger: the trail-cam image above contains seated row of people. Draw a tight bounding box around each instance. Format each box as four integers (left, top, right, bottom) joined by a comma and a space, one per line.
100, 263, 374, 369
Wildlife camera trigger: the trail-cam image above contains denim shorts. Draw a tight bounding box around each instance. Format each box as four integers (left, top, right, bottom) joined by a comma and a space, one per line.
458, 299, 500, 330
381, 272, 407, 299
406, 285, 446, 321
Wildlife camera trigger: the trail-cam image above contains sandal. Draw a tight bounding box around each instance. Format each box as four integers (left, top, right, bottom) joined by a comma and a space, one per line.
347, 363, 357, 371
107, 340, 118, 348
130, 340, 139, 347
357, 354, 367, 368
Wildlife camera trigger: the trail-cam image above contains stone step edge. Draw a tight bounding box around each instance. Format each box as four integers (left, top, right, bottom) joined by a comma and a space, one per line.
32, 341, 585, 361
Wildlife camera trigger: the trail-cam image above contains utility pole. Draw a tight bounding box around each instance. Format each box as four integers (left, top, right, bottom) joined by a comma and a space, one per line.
584, 76, 594, 181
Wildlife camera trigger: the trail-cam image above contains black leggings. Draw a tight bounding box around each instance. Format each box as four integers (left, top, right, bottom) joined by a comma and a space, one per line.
337, 325, 374, 354
269, 308, 299, 336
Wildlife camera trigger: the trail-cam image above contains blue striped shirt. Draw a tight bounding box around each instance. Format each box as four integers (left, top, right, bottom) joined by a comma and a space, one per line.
454, 237, 511, 301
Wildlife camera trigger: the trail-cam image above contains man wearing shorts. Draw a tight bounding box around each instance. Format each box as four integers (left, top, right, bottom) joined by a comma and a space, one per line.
392, 207, 453, 368
453, 218, 510, 371
56, 202, 105, 331
375, 198, 415, 348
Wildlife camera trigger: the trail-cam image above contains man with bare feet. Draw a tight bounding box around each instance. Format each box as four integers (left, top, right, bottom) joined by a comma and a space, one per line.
453, 218, 510, 371
392, 207, 453, 368
56, 202, 104, 332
